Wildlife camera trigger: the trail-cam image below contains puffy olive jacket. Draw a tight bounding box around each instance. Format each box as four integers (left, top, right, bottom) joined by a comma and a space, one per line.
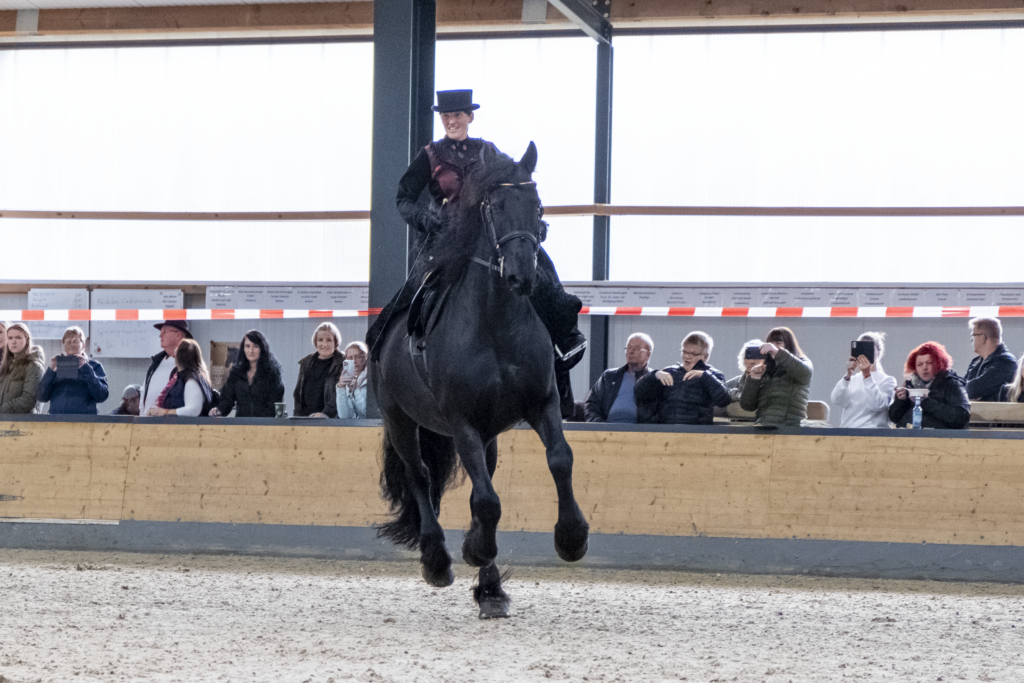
739, 348, 813, 426
0, 345, 46, 414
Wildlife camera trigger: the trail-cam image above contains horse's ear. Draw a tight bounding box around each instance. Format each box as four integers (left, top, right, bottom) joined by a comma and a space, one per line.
519, 141, 538, 175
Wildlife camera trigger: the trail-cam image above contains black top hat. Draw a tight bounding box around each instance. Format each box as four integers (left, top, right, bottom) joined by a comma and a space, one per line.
153, 319, 193, 339
432, 89, 480, 113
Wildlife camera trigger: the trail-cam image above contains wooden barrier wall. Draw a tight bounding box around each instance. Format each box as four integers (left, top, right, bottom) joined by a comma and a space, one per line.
2, 421, 1022, 547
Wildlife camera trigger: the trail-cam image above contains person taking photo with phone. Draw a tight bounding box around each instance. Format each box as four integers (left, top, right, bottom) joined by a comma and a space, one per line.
37, 325, 109, 415
725, 339, 765, 403
740, 326, 814, 427
331, 341, 369, 419
830, 331, 896, 428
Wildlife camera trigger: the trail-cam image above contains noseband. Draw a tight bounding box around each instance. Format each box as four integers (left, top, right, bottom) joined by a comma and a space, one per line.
471, 181, 548, 277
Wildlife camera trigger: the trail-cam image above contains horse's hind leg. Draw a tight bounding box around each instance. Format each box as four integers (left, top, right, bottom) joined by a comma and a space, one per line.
527, 399, 590, 562
455, 429, 501, 568
387, 414, 454, 587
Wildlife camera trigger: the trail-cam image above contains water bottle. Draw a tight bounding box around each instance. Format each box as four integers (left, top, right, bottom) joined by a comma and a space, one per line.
911, 395, 923, 430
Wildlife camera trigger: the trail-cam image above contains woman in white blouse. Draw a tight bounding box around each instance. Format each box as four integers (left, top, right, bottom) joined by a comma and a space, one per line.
831, 331, 896, 428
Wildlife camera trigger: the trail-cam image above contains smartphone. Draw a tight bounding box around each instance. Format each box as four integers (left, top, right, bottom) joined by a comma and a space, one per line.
55, 355, 80, 380
342, 359, 356, 378
744, 347, 766, 361
851, 340, 875, 364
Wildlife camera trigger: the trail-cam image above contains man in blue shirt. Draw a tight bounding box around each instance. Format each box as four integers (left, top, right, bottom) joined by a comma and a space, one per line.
584, 333, 657, 423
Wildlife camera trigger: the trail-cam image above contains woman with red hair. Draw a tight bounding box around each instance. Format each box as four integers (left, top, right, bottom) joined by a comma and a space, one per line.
888, 341, 970, 429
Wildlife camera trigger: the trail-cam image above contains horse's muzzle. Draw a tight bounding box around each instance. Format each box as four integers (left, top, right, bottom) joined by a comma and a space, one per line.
505, 272, 534, 296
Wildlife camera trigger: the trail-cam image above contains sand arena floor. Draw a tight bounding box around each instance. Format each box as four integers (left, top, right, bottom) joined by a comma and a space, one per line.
1, 549, 1023, 682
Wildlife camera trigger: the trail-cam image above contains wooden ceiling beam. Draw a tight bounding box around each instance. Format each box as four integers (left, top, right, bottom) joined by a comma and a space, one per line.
0, 0, 1021, 39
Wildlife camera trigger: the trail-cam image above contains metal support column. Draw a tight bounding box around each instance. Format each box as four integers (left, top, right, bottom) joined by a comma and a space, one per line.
367, 0, 435, 416
589, 40, 613, 388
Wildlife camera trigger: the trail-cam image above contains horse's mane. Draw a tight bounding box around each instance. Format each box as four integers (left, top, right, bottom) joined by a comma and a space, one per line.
429, 153, 531, 285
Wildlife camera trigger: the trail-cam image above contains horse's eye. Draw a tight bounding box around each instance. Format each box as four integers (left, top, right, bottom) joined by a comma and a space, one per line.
538, 220, 549, 243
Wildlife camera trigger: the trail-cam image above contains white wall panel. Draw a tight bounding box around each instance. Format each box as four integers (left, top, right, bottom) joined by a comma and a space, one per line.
613, 29, 1024, 208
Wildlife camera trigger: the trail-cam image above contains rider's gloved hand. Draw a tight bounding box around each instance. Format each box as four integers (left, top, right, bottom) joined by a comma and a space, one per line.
417, 211, 444, 234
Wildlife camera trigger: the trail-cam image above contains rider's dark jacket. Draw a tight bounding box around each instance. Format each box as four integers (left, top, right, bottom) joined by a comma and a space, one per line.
396, 136, 501, 232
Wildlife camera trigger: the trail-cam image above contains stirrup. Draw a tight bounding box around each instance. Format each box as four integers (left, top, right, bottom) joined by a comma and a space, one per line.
555, 339, 587, 363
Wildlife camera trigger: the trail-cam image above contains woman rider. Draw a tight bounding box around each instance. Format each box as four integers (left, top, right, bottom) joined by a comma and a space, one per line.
368, 89, 586, 417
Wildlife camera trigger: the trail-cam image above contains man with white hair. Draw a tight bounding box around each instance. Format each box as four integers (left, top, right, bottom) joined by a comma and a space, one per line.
964, 317, 1017, 402
584, 332, 657, 423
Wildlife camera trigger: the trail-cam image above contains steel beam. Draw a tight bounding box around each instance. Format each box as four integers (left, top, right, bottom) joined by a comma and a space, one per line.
367, 0, 435, 416
547, 0, 612, 44
589, 40, 613, 388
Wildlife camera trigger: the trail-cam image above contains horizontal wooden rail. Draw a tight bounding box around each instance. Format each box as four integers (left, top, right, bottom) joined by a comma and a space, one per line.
2, 206, 1023, 221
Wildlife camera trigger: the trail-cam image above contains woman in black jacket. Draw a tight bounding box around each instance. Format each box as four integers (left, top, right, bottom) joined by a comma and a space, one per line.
889, 341, 970, 429
210, 330, 285, 418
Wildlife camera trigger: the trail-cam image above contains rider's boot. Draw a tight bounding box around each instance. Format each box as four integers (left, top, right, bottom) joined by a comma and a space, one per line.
531, 249, 587, 419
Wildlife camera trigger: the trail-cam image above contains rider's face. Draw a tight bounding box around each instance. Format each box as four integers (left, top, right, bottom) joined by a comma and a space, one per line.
440, 111, 473, 141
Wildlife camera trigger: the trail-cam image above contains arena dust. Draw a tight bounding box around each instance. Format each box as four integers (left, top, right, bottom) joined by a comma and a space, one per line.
1, 549, 1021, 682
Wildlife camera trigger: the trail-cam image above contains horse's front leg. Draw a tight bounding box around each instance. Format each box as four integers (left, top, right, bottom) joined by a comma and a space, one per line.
455, 428, 501, 568
527, 397, 590, 562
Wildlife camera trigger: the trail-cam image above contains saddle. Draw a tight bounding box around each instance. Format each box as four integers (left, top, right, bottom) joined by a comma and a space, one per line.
406, 270, 452, 381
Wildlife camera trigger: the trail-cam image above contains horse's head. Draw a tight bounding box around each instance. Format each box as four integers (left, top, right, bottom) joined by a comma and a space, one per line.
475, 142, 545, 296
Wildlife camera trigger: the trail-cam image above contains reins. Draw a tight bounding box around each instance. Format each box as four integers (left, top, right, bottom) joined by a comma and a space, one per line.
473, 180, 547, 277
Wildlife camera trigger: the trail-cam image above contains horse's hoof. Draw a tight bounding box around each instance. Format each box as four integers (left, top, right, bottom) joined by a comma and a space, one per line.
554, 521, 590, 563
478, 597, 510, 620
422, 564, 455, 588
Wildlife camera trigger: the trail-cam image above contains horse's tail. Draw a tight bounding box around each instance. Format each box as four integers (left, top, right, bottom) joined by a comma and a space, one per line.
377, 424, 462, 550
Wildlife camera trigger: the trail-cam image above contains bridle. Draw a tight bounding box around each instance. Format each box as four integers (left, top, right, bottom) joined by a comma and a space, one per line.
471, 180, 548, 277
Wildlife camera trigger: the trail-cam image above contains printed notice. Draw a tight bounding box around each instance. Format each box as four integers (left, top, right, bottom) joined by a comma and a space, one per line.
92, 289, 182, 310
994, 290, 1024, 306
923, 289, 959, 305
627, 288, 674, 307
325, 287, 368, 309
264, 288, 299, 308
827, 289, 858, 307
858, 289, 891, 307
792, 288, 828, 306
891, 289, 927, 306
760, 289, 792, 307
564, 286, 599, 307
960, 290, 993, 306
595, 288, 631, 307
725, 289, 758, 307
695, 289, 723, 307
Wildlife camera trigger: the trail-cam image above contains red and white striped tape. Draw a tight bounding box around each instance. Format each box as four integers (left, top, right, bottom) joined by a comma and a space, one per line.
578, 305, 1024, 318
4, 305, 1024, 322
0, 309, 373, 322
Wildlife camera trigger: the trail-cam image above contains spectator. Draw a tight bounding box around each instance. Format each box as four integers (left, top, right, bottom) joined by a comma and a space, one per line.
725, 339, 764, 402
294, 322, 345, 418
209, 330, 285, 418
999, 358, 1024, 403
110, 385, 142, 416
330, 341, 369, 419
740, 326, 813, 426
830, 331, 896, 429
584, 333, 657, 423
635, 331, 731, 425
145, 339, 214, 417
0, 323, 46, 414
141, 320, 191, 417
889, 341, 970, 429
37, 325, 109, 415
964, 317, 1017, 401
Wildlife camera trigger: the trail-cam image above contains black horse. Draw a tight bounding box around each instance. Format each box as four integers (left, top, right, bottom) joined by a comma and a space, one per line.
370, 143, 590, 619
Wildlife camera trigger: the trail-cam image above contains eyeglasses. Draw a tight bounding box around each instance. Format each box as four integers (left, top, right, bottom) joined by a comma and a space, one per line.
624, 346, 650, 353
681, 349, 704, 358
970, 333, 985, 339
